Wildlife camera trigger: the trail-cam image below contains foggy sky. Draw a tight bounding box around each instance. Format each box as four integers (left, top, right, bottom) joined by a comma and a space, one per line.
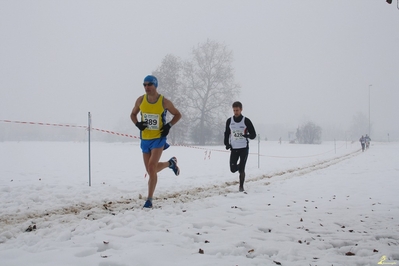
1, 1, 398, 141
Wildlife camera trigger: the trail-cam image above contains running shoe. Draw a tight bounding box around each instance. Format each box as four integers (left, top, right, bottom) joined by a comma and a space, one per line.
143, 200, 153, 208
168, 157, 180, 176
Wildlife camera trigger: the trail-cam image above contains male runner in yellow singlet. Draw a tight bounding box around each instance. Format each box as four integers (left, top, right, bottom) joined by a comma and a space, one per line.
130, 75, 182, 208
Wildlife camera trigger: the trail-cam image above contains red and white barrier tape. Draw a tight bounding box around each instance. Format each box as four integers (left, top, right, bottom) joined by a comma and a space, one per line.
90, 127, 139, 139
0, 119, 87, 128
1, 119, 347, 158
0, 119, 139, 139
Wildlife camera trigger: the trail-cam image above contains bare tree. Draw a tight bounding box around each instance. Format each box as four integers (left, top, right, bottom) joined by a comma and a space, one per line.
182, 39, 240, 145
296, 121, 322, 144
152, 54, 189, 144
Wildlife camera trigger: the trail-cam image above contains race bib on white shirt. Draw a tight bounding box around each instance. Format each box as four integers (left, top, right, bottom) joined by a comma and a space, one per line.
232, 130, 245, 140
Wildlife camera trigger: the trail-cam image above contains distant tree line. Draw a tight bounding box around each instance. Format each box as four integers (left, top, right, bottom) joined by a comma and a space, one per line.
2, 38, 377, 144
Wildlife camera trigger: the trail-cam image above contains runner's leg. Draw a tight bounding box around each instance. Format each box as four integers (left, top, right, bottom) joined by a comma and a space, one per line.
230, 150, 240, 173
143, 147, 164, 199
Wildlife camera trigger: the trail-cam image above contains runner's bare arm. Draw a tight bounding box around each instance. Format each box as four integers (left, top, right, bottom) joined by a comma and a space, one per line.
163, 97, 182, 126
130, 96, 144, 125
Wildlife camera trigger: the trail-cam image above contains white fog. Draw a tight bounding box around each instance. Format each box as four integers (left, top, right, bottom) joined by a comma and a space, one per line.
1, 1, 398, 142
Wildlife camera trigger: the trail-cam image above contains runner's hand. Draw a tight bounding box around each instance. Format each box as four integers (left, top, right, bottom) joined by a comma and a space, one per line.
135, 121, 147, 131
161, 123, 172, 137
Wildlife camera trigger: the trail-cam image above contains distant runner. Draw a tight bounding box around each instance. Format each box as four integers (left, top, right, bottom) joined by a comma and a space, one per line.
359, 135, 366, 152
365, 134, 371, 150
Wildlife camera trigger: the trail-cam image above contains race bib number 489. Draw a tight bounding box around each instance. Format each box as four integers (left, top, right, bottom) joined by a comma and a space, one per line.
143, 113, 159, 130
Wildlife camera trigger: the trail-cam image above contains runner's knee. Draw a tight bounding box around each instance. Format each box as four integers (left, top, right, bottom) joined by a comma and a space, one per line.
230, 164, 237, 173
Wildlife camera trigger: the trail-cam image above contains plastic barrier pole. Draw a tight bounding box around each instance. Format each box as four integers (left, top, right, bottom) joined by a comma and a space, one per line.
258, 134, 260, 168
88, 112, 92, 186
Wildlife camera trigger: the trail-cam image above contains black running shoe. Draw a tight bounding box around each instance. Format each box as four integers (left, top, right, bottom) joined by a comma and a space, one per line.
168, 157, 180, 176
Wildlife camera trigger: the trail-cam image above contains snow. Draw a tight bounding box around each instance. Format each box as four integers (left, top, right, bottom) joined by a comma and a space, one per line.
0, 140, 398, 266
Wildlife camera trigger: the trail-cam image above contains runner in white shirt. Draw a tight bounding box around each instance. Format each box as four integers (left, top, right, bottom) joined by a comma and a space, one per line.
224, 101, 257, 192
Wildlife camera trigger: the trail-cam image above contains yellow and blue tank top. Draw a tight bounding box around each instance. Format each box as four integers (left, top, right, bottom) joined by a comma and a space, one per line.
139, 94, 167, 140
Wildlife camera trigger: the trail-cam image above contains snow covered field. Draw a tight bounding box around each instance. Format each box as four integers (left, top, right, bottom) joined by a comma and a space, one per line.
0, 140, 398, 266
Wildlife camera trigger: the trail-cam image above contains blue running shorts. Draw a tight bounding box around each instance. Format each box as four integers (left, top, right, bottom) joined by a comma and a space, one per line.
140, 137, 170, 154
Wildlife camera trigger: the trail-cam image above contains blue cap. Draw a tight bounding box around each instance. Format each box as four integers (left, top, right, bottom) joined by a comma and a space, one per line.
144, 75, 158, 88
